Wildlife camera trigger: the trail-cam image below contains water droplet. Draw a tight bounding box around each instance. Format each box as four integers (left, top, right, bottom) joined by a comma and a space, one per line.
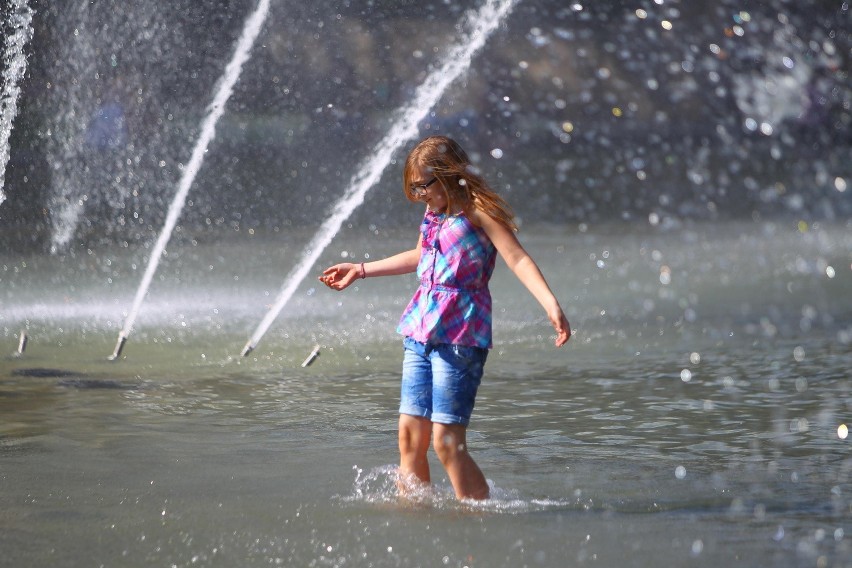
675, 465, 686, 479
680, 369, 692, 382
490, 148, 504, 159
691, 540, 703, 555
838, 424, 848, 440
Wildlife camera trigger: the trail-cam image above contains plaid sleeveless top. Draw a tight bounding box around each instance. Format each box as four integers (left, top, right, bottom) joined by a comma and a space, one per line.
397, 209, 496, 348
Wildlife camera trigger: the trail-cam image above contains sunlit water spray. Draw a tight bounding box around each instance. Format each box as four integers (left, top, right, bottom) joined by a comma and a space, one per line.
241, 0, 518, 356
0, 0, 34, 207
110, 0, 271, 359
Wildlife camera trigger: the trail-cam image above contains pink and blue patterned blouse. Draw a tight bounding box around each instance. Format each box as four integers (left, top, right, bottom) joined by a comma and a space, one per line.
397, 209, 497, 348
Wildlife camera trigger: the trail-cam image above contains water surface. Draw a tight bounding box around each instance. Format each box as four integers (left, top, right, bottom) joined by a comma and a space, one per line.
1, 221, 850, 566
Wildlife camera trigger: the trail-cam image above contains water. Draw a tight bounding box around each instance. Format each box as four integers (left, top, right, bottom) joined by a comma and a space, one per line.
36, 1, 262, 252
242, 0, 516, 355
0, 0, 34, 207
2, 0, 850, 565
2, 221, 850, 566
117, 0, 270, 347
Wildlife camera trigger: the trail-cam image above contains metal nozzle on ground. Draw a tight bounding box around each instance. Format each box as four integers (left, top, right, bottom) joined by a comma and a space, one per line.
301, 345, 321, 367
108, 334, 127, 361
15, 330, 27, 356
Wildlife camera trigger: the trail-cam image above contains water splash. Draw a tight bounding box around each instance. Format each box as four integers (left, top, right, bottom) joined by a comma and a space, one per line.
340, 464, 580, 514
0, 0, 34, 207
112, 0, 271, 352
241, 0, 517, 356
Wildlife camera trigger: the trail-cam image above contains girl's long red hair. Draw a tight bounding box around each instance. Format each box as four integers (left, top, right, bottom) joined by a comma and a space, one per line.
403, 136, 517, 231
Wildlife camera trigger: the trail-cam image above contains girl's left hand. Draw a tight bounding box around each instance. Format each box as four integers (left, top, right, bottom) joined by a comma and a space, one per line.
550, 308, 571, 347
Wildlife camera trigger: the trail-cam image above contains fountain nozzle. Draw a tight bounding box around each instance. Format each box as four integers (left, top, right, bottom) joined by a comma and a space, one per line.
15, 330, 27, 356
301, 345, 321, 367
240, 342, 255, 357
108, 334, 127, 361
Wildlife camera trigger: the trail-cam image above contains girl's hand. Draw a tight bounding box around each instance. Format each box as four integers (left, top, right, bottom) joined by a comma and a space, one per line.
319, 263, 360, 291
550, 308, 571, 347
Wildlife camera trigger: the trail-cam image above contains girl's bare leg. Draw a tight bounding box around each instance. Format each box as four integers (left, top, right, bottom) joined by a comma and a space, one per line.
398, 414, 432, 492
432, 423, 489, 500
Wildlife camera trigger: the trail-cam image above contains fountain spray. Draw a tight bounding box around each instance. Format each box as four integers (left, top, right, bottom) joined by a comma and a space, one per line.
0, 0, 34, 207
240, 0, 517, 357
110, 0, 271, 360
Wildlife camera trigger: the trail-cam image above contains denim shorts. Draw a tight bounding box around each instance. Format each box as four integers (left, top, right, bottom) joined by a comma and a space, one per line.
399, 336, 489, 426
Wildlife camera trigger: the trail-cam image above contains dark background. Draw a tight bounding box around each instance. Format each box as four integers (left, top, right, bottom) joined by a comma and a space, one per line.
1, 0, 849, 250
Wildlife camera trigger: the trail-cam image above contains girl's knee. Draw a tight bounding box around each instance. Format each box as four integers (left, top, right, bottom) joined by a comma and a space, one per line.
432, 424, 466, 462
399, 415, 431, 455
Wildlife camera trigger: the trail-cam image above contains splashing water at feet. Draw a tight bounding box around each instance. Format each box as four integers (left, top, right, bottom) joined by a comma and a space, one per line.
339, 465, 579, 514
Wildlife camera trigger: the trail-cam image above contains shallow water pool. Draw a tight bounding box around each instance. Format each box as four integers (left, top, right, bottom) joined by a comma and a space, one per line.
1, 221, 850, 566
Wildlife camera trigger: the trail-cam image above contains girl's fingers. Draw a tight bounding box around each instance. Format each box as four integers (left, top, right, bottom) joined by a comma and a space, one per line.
551, 314, 571, 347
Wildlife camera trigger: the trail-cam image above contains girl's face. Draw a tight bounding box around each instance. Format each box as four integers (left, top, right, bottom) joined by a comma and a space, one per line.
411, 166, 448, 213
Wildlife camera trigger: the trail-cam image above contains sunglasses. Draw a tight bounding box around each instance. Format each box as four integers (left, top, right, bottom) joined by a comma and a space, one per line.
408, 177, 438, 197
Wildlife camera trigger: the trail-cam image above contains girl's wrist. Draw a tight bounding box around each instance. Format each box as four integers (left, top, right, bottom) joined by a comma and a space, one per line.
359, 263, 366, 279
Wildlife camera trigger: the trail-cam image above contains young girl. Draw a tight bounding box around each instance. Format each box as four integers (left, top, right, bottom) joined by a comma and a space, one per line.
319, 136, 570, 500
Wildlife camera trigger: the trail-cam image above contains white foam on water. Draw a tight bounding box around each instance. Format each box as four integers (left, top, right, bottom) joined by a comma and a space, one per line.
117, 0, 271, 340
242, 0, 518, 355
339, 464, 581, 515
0, 0, 34, 207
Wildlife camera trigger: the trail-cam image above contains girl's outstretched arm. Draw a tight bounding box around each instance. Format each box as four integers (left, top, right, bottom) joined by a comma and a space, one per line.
471, 209, 571, 347
319, 237, 422, 291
